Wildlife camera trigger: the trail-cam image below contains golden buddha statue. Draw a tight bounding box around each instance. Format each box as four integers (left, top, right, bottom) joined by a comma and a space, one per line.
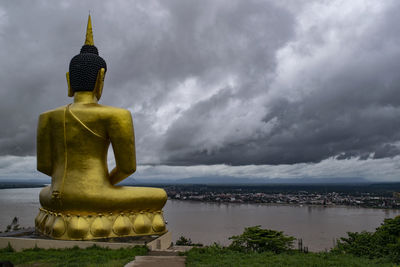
35, 15, 167, 240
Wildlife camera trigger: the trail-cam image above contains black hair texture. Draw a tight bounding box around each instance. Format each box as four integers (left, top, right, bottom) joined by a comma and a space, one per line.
69, 45, 107, 92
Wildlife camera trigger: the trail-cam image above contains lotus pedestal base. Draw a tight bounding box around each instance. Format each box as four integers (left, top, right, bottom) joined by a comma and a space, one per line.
35, 208, 167, 240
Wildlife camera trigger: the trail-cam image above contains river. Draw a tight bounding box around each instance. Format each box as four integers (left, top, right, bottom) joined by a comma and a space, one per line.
1, 188, 399, 251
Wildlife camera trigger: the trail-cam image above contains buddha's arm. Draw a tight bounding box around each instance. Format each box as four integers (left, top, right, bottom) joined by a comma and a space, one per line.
37, 113, 53, 176
108, 110, 136, 185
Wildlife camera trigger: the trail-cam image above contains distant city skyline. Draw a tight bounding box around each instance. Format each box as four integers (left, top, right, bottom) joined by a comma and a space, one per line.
0, 1, 399, 182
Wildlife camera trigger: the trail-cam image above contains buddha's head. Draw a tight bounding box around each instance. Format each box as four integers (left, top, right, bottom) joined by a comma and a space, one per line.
67, 15, 107, 100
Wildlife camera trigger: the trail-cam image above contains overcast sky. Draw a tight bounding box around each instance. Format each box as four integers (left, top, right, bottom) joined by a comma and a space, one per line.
0, 0, 399, 182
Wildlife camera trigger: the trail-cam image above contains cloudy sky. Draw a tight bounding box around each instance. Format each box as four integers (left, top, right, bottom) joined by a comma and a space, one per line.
0, 0, 399, 182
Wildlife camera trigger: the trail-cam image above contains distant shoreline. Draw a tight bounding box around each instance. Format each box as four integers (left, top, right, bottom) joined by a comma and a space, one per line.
168, 198, 400, 211
0, 184, 46, 190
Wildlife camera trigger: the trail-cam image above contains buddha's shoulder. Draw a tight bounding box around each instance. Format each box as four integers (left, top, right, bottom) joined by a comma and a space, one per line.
39, 105, 69, 118
92, 104, 132, 118
39, 104, 132, 119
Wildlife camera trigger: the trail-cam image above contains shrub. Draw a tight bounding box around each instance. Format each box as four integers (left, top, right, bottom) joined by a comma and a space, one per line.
4, 242, 14, 253
175, 236, 203, 246
228, 225, 295, 253
333, 215, 400, 263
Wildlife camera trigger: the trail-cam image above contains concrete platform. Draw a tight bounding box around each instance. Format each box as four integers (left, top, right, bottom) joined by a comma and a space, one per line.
123, 246, 193, 266
125, 256, 186, 267
0, 229, 172, 252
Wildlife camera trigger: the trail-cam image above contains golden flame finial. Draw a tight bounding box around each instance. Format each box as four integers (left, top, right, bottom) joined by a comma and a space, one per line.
84, 14, 94, 45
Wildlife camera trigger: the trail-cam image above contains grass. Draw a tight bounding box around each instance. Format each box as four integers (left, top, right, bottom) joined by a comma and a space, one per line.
1, 241, 398, 267
0, 244, 148, 267
184, 245, 397, 267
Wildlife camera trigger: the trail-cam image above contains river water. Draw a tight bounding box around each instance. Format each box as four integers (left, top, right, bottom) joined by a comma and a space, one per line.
1, 188, 399, 251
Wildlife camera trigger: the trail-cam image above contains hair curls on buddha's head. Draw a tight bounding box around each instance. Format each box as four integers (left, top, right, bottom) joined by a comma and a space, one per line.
69, 46, 107, 92
68, 15, 107, 93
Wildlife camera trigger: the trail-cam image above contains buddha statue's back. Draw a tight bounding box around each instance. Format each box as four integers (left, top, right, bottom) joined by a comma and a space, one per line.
35, 15, 167, 240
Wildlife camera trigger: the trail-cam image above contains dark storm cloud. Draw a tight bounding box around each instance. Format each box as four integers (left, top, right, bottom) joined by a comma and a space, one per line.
0, 1, 94, 155
1, 1, 399, 167
161, 1, 400, 165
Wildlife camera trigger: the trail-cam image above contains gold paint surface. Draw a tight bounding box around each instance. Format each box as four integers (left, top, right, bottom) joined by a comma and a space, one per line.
133, 213, 152, 234
52, 215, 67, 237
112, 214, 131, 236
68, 216, 89, 239
66, 72, 73, 97
37, 92, 167, 215
35, 208, 167, 240
84, 15, 94, 46
36, 17, 167, 240
90, 215, 112, 237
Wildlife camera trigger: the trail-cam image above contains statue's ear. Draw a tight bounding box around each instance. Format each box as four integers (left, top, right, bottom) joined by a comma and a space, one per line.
66, 72, 74, 97
94, 68, 105, 101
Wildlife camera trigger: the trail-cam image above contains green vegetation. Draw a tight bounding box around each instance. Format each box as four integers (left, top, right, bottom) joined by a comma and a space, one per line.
228, 226, 295, 253
333, 215, 400, 263
185, 217, 400, 266
0, 244, 148, 267
185, 245, 394, 267
175, 236, 203, 246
